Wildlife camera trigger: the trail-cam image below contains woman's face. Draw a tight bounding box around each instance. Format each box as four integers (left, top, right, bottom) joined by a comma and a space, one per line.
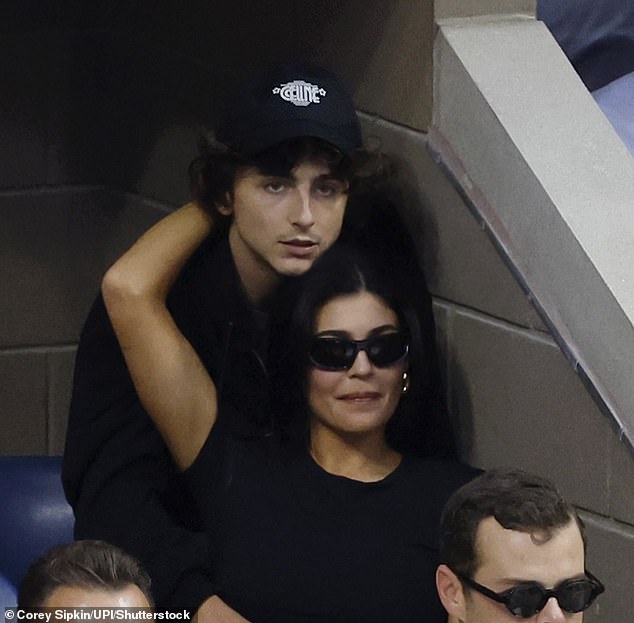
307, 290, 407, 438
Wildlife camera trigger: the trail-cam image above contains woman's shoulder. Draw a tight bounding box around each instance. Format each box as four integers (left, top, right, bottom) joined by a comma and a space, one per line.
402, 455, 482, 497
383, 456, 481, 546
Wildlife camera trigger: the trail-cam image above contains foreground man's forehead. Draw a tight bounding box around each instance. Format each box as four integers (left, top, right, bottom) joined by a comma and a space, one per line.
44, 584, 151, 608
474, 516, 585, 587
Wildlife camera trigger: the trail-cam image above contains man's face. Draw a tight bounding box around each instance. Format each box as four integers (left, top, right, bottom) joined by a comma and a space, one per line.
44, 584, 150, 607
460, 517, 586, 623
221, 159, 348, 302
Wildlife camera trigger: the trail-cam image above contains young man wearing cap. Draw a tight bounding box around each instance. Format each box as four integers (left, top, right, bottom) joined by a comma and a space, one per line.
435, 469, 604, 623
63, 64, 365, 622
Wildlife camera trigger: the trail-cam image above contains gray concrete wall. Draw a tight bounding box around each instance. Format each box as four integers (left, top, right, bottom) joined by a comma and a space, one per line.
0, 8, 177, 453
2, 2, 633, 620
429, 13, 634, 622
435, 0, 535, 20
1, 189, 167, 454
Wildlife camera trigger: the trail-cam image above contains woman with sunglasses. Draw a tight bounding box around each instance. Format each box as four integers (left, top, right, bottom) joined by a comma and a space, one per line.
102, 201, 477, 622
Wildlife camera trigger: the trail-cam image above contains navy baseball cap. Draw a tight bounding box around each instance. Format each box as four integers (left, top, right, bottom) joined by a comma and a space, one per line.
215, 63, 362, 157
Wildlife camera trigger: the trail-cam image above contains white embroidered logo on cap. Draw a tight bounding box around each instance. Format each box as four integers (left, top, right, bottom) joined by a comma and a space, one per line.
272, 80, 326, 107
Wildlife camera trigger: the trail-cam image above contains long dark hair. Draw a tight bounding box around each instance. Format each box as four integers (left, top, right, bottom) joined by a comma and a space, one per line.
268, 202, 456, 458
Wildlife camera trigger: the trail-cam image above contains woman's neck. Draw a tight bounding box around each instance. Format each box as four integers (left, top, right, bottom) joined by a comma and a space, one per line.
309, 423, 402, 483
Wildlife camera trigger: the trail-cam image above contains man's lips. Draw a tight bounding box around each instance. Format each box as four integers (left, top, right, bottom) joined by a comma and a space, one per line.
280, 239, 319, 256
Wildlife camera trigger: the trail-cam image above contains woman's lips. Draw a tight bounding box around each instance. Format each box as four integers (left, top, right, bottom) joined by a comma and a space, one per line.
338, 392, 381, 402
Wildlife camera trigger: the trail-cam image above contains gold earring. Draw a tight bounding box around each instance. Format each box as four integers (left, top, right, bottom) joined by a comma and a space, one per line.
401, 371, 410, 395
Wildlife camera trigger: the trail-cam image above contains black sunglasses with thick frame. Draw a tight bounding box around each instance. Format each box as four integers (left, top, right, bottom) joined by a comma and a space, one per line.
456, 570, 604, 618
309, 332, 409, 371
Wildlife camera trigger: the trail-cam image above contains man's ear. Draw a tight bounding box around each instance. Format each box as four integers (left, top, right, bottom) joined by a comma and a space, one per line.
216, 193, 233, 217
436, 564, 467, 620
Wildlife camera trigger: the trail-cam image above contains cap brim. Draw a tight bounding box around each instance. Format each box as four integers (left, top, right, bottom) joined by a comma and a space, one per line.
235, 118, 361, 157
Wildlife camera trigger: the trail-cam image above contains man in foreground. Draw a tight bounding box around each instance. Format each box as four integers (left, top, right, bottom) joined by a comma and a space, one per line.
18, 540, 153, 608
436, 469, 604, 622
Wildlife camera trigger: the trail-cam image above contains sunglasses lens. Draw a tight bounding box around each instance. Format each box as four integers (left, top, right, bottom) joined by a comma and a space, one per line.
557, 579, 600, 613
505, 579, 601, 618
310, 339, 356, 370
505, 585, 546, 618
460, 571, 604, 620
366, 334, 408, 367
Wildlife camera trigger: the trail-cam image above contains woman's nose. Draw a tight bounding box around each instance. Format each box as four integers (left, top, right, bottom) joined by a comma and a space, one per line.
348, 349, 373, 375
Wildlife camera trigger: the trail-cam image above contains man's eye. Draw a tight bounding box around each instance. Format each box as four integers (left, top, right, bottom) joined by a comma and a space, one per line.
314, 183, 341, 197
265, 181, 286, 193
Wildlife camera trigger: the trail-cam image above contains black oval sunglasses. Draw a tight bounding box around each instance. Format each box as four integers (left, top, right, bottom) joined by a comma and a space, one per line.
309, 332, 409, 371
456, 570, 604, 618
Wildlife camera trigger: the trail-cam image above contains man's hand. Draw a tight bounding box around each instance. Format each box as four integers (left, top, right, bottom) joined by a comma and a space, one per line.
193, 596, 252, 623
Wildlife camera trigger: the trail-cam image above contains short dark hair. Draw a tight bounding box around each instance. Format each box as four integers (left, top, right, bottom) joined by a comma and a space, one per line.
268, 201, 455, 457
439, 469, 585, 578
188, 134, 391, 235
18, 540, 153, 608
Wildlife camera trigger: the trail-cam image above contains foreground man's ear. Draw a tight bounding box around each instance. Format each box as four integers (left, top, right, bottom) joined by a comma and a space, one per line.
436, 564, 467, 621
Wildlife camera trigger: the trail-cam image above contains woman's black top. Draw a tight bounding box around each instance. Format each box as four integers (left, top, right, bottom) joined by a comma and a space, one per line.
185, 411, 477, 623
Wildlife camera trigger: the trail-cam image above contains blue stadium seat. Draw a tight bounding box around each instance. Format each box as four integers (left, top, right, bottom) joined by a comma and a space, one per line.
0, 456, 74, 594
0, 572, 17, 609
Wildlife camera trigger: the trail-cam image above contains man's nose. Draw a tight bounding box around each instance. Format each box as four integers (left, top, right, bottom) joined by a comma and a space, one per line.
290, 187, 315, 228
536, 596, 567, 623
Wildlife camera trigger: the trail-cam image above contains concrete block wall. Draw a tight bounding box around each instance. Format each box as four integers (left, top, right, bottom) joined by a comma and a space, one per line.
426, 13, 634, 621
0, 11, 178, 453
1, 188, 168, 454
